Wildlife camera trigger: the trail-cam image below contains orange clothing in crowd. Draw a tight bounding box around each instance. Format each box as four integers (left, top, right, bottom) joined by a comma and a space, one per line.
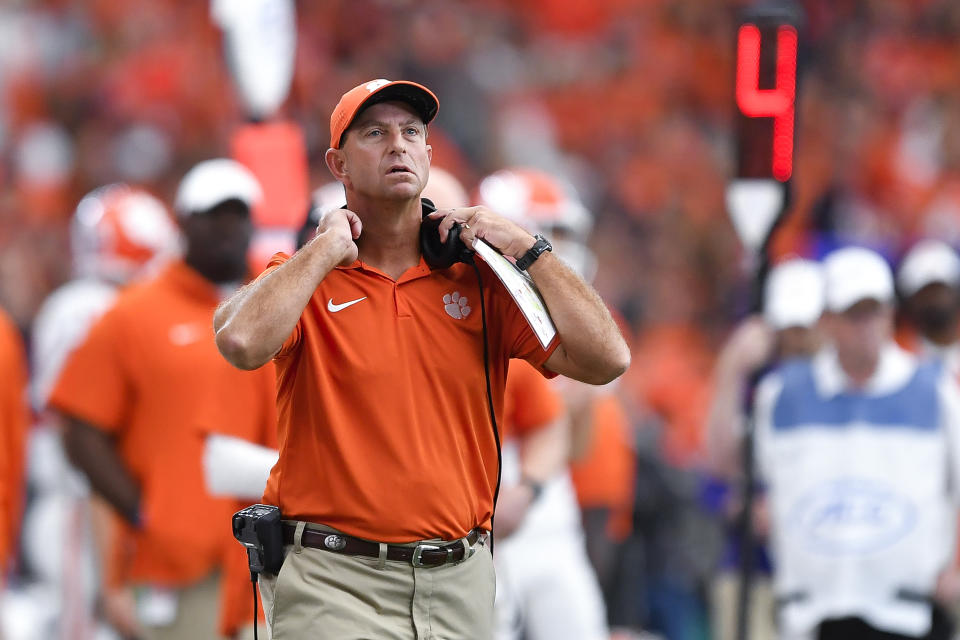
0, 309, 28, 578
503, 359, 564, 439
202, 362, 279, 639
262, 252, 557, 543
50, 260, 274, 587
627, 324, 713, 468
570, 393, 635, 540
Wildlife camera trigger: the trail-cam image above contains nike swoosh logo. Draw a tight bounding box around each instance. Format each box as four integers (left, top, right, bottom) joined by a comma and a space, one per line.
327, 297, 367, 312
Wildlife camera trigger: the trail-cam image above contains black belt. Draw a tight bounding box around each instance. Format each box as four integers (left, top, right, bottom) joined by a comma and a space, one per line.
281, 523, 484, 568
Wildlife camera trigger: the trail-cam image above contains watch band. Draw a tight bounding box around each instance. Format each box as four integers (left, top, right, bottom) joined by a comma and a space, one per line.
516, 234, 552, 271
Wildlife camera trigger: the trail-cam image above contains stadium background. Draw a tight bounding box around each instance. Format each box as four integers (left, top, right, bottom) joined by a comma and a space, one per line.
2, 0, 960, 637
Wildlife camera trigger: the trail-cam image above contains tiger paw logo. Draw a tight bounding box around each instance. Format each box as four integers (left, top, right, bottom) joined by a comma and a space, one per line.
443, 291, 471, 319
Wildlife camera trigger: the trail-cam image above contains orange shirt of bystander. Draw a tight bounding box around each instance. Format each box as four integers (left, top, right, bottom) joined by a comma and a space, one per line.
49, 260, 274, 587
570, 394, 636, 540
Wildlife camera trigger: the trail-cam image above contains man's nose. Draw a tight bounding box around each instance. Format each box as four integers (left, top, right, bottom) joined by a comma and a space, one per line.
387, 128, 407, 153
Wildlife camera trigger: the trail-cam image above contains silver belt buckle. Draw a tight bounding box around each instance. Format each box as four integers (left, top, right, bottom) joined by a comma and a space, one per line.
411, 543, 441, 567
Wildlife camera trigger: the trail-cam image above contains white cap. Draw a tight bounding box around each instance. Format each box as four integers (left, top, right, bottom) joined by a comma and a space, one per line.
823, 246, 895, 313
896, 239, 960, 298
764, 259, 825, 329
173, 159, 263, 216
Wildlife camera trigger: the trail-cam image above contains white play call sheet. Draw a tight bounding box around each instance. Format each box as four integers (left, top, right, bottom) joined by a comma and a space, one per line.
471, 238, 557, 349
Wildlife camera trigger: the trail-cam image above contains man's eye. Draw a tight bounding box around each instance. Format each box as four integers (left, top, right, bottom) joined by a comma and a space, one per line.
367, 129, 382, 137
406, 128, 420, 136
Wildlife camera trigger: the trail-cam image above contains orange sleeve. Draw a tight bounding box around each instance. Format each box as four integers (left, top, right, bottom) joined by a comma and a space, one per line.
261, 253, 303, 359
0, 312, 28, 574
505, 360, 563, 437
48, 307, 131, 434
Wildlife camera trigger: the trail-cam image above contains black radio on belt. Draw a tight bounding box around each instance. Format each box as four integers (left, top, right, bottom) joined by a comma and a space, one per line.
232, 504, 284, 576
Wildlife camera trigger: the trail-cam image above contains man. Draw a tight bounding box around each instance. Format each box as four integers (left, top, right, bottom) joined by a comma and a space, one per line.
49, 159, 276, 640
751, 247, 960, 640
214, 79, 630, 638
705, 258, 824, 640
20, 184, 179, 639
897, 239, 960, 372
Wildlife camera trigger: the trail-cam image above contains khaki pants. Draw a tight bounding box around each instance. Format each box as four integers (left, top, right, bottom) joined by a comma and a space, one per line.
139, 572, 223, 640
259, 524, 495, 640
710, 571, 776, 640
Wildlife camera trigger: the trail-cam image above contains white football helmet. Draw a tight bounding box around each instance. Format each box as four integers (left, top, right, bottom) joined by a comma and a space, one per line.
71, 184, 180, 284
475, 167, 596, 280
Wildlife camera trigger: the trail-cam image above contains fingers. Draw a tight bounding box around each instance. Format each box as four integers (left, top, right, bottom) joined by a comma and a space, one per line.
345, 210, 363, 239
430, 207, 482, 243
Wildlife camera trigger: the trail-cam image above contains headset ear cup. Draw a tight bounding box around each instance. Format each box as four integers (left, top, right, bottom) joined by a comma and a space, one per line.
420, 216, 461, 269
419, 198, 473, 269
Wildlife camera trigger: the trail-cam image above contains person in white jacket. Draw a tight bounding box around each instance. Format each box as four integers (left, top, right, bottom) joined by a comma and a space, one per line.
752, 247, 960, 640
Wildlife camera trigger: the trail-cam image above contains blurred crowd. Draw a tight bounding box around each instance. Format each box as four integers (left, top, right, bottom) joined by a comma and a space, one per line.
5, 0, 960, 639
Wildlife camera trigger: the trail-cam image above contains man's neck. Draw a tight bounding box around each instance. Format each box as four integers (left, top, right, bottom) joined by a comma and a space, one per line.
350, 195, 423, 279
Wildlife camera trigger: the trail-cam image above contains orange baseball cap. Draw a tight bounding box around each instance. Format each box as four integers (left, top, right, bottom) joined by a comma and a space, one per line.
330, 79, 439, 149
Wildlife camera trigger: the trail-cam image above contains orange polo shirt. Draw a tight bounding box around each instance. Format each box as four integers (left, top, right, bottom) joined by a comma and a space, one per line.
50, 260, 275, 586
0, 309, 28, 577
569, 393, 635, 540
262, 252, 557, 543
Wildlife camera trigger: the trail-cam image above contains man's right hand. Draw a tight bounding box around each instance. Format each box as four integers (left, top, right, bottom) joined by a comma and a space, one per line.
314, 207, 361, 266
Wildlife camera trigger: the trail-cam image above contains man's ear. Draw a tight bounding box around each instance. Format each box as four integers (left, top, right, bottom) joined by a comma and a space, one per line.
426, 144, 433, 164
325, 148, 349, 187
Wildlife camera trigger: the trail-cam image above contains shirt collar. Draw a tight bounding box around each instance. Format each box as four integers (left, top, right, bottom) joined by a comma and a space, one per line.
335, 256, 434, 283
812, 342, 916, 398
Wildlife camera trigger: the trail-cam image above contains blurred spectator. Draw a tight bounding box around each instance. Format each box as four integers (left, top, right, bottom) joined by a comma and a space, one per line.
47, 160, 271, 639
474, 167, 610, 640
17, 184, 179, 639
749, 247, 959, 640
896, 239, 960, 371
0, 306, 28, 585
705, 259, 825, 640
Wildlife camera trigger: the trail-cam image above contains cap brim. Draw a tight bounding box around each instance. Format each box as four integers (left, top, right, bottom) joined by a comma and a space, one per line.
364, 82, 438, 124
337, 82, 439, 149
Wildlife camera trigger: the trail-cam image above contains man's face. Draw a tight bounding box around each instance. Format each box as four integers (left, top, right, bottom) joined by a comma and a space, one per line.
181, 199, 252, 283
907, 282, 960, 338
337, 101, 432, 201
777, 326, 820, 360
824, 299, 893, 373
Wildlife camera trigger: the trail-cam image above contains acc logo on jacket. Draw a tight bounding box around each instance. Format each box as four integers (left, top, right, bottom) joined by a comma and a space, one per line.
790, 477, 917, 555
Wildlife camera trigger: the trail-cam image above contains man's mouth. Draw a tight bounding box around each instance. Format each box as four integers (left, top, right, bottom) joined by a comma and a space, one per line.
388, 165, 412, 175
